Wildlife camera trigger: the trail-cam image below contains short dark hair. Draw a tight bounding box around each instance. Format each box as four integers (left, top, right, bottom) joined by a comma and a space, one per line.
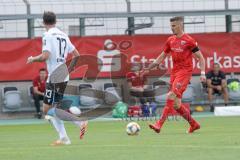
39, 68, 46, 72
170, 16, 184, 22
43, 11, 56, 25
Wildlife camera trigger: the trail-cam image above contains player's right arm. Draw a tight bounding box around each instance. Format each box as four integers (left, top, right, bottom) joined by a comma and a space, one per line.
27, 34, 51, 64
27, 51, 50, 64
145, 51, 167, 71
142, 38, 170, 74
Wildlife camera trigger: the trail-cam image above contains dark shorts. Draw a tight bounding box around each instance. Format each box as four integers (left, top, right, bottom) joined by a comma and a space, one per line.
212, 88, 222, 95
43, 82, 68, 105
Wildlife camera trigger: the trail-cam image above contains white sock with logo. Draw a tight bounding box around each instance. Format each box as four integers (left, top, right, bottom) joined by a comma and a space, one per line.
55, 117, 68, 140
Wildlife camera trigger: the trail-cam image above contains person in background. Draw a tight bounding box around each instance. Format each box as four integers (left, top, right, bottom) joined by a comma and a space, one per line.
206, 63, 229, 112
140, 97, 157, 117
32, 68, 47, 119
126, 63, 147, 93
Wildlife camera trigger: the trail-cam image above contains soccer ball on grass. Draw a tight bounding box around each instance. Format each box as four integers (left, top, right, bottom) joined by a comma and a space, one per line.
126, 122, 140, 135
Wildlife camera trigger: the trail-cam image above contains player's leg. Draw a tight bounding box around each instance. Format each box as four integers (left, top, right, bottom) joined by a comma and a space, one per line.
72, 121, 88, 139
43, 82, 70, 145
55, 82, 88, 139
149, 92, 174, 133
173, 97, 200, 133
149, 75, 176, 133
33, 94, 42, 118
221, 83, 229, 106
207, 87, 214, 112
171, 74, 200, 133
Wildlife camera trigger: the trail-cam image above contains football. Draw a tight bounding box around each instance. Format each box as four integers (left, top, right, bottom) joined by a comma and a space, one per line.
69, 106, 81, 116
126, 122, 140, 135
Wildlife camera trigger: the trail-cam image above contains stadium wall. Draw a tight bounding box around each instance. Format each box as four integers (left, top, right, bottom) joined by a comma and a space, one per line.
0, 33, 240, 82
1, 33, 240, 112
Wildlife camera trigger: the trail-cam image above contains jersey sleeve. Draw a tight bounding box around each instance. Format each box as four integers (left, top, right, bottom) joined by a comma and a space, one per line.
188, 37, 199, 53
42, 34, 52, 53
32, 78, 38, 87
163, 37, 171, 54
67, 38, 75, 53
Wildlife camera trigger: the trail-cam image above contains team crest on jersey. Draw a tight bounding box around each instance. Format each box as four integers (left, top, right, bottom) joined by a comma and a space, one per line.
176, 82, 182, 89
181, 40, 186, 45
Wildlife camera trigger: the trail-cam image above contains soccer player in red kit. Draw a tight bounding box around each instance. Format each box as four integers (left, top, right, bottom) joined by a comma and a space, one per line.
143, 17, 206, 134
126, 63, 147, 92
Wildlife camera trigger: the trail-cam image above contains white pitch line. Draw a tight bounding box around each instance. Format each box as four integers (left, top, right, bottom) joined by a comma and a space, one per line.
0, 144, 240, 151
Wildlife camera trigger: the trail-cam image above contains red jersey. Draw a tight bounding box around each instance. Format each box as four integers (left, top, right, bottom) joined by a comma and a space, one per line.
33, 76, 47, 93
163, 33, 198, 72
126, 72, 147, 87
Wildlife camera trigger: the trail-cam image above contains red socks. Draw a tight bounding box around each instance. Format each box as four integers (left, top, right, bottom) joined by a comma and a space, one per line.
156, 99, 174, 128
156, 99, 197, 128
176, 104, 196, 126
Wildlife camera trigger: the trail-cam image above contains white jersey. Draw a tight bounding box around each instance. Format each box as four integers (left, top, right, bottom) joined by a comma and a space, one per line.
42, 27, 75, 82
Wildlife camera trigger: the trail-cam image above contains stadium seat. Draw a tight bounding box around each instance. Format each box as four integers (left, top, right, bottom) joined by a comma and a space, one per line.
103, 83, 122, 105
79, 83, 92, 91
154, 82, 195, 105
2, 86, 23, 111
182, 84, 195, 103
153, 80, 169, 106
27, 85, 34, 104
104, 83, 117, 90
79, 83, 103, 108
63, 94, 80, 107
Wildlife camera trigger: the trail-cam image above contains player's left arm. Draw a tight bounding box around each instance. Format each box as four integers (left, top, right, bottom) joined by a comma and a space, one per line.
27, 51, 50, 64
27, 34, 51, 64
68, 49, 80, 73
67, 37, 80, 73
193, 50, 206, 82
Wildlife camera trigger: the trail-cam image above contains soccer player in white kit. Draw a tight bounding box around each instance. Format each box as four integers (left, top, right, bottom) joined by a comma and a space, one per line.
27, 11, 87, 146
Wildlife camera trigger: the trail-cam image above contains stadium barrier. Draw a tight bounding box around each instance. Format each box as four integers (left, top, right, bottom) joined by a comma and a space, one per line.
1, 33, 240, 81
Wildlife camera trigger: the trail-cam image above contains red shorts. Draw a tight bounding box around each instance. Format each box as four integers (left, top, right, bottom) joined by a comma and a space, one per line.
169, 70, 192, 98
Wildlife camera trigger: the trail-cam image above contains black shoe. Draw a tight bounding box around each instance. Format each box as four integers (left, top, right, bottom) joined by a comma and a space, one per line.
210, 105, 214, 112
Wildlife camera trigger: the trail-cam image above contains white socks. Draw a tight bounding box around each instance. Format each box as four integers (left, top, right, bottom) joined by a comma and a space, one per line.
50, 116, 69, 140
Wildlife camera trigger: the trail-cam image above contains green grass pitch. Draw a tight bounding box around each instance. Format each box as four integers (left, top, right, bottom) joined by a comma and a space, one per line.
0, 116, 240, 160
